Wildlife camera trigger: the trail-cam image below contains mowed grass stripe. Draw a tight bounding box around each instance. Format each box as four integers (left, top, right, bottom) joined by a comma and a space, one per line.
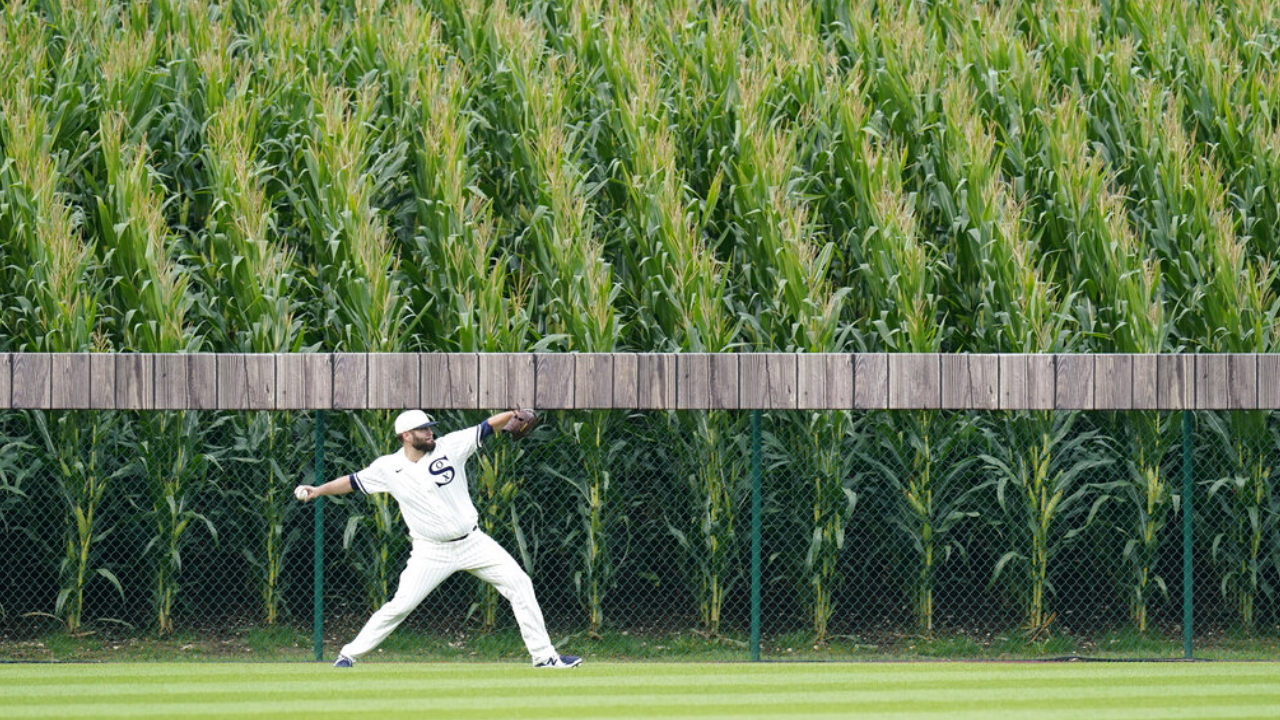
4, 663, 1280, 720
9, 695, 1280, 720
4, 661, 1278, 687
7, 676, 1280, 707
4, 674, 1280, 702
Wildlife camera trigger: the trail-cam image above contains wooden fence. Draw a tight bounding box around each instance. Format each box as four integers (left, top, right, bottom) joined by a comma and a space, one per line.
0, 352, 1274, 411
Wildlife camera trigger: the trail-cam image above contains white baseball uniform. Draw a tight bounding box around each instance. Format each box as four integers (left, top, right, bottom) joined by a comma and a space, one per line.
338, 423, 558, 662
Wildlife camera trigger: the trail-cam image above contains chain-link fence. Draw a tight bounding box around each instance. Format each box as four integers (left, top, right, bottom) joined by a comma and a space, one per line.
2, 408, 1279, 661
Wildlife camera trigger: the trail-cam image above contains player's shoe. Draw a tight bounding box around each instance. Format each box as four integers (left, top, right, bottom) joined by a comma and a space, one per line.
333, 654, 356, 668
533, 654, 582, 669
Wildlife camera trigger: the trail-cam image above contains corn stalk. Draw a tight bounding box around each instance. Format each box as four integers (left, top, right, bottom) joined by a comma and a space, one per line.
96, 110, 204, 634
1110, 411, 1176, 634
860, 411, 981, 635
830, 58, 991, 637
982, 413, 1112, 635
483, 0, 623, 634
1202, 412, 1280, 635
0, 17, 118, 632
32, 412, 128, 633
728, 8, 854, 641
952, 76, 1084, 637
670, 412, 749, 637
290, 63, 410, 610
602, 7, 744, 637
0, 9, 103, 353
295, 76, 405, 353
1195, 165, 1279, 634
1019, 70, 1179, 633
191, 23, 308, 625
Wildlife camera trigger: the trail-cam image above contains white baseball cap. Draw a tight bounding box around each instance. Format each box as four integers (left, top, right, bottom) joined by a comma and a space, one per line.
394, 410, 438, 435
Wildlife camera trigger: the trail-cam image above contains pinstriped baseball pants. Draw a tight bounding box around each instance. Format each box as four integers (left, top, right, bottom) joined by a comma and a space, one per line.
340, 531, 557, 662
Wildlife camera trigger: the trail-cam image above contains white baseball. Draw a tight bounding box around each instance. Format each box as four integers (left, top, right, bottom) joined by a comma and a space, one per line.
294, 486, 311, 501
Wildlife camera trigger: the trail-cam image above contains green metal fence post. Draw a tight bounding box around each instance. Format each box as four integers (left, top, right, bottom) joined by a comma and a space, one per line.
1182, 410, 1194, 660
313, 410, 326, 662
750, 410, 762, 662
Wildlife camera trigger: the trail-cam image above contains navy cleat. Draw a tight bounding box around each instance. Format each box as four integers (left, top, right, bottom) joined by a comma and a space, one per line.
333, 654, 356, 668
534, 654, 582, 669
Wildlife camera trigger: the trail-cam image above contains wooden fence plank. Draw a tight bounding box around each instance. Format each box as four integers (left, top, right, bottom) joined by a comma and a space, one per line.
478, 354, 534, 409
798, 354, 851, 409
279, 353, 316, 409
217, 354, 249, 410
1228, 354, 1258, 410
0, 354, 10, 409
833, 354, 856, 409
155, 355, 189, 409
765, 354, 797, 409
1028, 355, 1055, 409
998, 355, 1027, 410
1132, 354, 1157, 410
188, 355, 218, 410
889, 354, 940, 409
535, 354, 575, 410
829, 353, 856, 409
13, 354, 51, 409
1157, 355, 1193, 410
116, 354, 155, 410
479, 354, 508, 409
421, 353, 477, 410
1054, 355, 1093, 410
637, 354, 676, 409
305, 354, 334, 410
367, 353, 418, 409
574, 354, 614, 409
854, 354, 888, 409
1259, 355, 1280, 409
1094, 354, 1133, 410
709, 354, 739, 410
677, 353, 710, 410
940, 354, 969, 410
741, 354, 797, 409
89, 354, 115, 409
52, 353, 92, 409
797, 354, 826, 409
612, 353, 638, 409
246, 354, 275, 410
977, 354, 1002, 409
1196, 354, 1229, 410
332, 353, 368, 410
739, 355, 766, 409
942, 354, 998, 410
509, 354, 535, 409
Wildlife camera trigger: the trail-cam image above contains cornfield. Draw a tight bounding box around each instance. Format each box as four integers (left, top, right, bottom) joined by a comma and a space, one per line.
5, 0, 1280, 657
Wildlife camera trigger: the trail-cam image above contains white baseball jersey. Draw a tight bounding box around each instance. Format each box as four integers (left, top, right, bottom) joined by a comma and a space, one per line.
350, 425, 484, 542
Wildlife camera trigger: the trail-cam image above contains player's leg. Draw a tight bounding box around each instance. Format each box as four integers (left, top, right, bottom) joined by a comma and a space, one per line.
462, 533, 559, 662
339, 540, 454, 660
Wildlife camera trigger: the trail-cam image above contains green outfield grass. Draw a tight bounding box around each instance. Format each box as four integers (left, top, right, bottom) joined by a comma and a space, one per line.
3, 661, 1280, 720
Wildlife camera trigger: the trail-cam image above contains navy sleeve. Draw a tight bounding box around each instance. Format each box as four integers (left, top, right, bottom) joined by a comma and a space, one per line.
479, 420, 495, 441
348, 473, 364, 494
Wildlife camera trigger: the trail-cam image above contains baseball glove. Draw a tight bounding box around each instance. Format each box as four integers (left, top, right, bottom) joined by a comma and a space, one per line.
504, 408, 541, 440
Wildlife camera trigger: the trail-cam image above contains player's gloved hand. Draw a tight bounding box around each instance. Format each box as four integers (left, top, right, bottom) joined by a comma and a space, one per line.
503, 408, 540, 440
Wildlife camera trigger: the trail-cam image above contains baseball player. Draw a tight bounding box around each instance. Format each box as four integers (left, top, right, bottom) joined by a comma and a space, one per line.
294, 409, 581, 669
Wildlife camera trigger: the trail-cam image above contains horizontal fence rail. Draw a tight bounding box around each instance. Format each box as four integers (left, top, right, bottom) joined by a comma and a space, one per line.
0, 352, 1273, 411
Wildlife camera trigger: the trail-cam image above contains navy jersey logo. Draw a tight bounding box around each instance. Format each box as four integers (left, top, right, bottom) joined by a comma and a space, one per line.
428, 457, 456, 486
